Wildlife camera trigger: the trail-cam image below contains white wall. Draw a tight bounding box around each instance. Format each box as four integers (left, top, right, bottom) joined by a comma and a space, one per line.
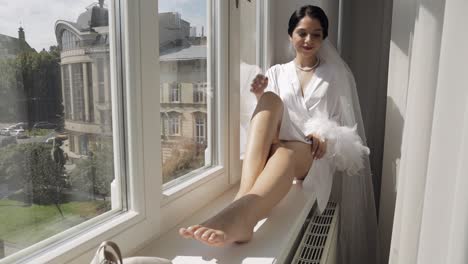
387, 0, 468, 263
413, 0, 468, 262
387, 0, 446, 262
379, 0, 419, 262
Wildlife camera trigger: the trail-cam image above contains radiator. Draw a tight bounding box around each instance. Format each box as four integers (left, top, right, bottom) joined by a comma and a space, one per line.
290, 201, 339, 264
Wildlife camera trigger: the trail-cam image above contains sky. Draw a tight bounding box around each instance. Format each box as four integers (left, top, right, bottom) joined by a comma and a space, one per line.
0, 0, 95, 51
0, 0, 207, 51
159, 0, 207, 36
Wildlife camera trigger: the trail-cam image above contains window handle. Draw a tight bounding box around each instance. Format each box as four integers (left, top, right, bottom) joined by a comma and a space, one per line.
236, 0, 252, 9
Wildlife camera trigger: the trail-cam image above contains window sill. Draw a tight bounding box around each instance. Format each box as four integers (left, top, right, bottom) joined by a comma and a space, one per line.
162, 166, 225, 205
136, 181, 317, 264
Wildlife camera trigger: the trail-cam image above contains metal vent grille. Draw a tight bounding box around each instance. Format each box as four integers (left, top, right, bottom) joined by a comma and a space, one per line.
291, 201, 339, 264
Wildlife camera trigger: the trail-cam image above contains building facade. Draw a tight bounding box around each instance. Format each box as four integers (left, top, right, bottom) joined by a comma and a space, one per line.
159, 12, 208, 165
54, 1, 112, 158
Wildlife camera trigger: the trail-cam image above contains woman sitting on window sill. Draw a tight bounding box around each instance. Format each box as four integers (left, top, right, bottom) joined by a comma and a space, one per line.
179, 5, 378, 264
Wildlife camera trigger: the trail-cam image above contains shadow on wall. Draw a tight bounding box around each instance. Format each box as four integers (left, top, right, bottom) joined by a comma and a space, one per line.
390, 0, 444, 57
379, 95, 404, 262
390, 0, 418, 57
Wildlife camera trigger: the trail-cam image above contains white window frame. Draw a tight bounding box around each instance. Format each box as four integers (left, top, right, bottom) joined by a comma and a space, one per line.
1, 0, 232, 263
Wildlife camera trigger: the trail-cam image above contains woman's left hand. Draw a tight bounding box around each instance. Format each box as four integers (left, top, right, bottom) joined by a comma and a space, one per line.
306, 134, 327, 160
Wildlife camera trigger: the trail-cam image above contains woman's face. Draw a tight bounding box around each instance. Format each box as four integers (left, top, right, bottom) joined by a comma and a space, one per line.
290, 16, 324, 59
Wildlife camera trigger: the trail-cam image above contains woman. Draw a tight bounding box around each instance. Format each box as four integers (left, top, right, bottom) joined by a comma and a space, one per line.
180, 5, 378, 263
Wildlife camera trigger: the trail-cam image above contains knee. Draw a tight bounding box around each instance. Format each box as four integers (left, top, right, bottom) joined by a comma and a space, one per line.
258, 92, 283, 109
255, 92, 283, 118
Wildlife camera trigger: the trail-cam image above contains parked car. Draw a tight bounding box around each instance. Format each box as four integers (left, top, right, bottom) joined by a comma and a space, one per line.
14, 128, 28, 139
33, 122, 57, 130
0, 127, 11, 136
0, 122, 27, 136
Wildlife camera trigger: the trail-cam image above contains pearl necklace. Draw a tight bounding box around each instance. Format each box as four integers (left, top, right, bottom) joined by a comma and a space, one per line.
295, 57, 320, 72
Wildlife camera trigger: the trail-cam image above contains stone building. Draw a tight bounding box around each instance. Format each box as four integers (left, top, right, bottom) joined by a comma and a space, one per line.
159, 12, 208, 164
54, 0, 111, 157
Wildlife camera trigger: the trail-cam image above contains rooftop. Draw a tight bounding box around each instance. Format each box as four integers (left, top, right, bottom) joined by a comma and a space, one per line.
160, 45, 207, 61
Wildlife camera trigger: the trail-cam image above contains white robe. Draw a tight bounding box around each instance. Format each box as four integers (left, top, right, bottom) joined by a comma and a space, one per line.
241, 59, 369, 212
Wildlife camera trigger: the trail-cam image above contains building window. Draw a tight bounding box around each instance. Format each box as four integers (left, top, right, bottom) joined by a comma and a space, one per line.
79, 134, 89, 155
63, 64, 72, 119
193, 83, 206, 103
72, 63, 85, 121
169, 83, 181, 102
69, 134, 75, 152
168, 114, 180, 135
97, 58, 106, 103
87, 62, 95, 122
61, 30, 80, 51
195, 114, 206, 144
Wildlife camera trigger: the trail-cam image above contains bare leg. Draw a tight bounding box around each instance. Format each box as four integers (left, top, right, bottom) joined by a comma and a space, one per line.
236, 92, 283, 199
179, 141, 314, 247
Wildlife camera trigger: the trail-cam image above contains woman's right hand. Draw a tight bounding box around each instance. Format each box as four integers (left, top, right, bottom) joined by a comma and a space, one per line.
250, 74, 268, 97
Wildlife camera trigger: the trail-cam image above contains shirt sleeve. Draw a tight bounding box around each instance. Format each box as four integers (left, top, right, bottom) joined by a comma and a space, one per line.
264, 65, 280, 95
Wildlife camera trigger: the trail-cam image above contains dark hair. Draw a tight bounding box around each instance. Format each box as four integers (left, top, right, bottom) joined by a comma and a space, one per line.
287, 5, 329, 39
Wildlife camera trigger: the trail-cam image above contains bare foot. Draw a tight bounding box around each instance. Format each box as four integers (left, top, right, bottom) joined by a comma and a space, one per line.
179, 196, 257, 247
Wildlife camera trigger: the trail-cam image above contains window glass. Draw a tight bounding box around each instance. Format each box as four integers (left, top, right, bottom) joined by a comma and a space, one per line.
169, 83, 180, 102
0, 0, 123, 259
194, 113, 206, 144
159, 0, 212, 184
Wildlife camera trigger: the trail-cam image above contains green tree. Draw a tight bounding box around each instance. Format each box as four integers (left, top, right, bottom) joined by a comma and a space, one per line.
0, 46, 62, 124
0, 143, 67, 216
0, 58, 24, 121
70, 140, 114, 200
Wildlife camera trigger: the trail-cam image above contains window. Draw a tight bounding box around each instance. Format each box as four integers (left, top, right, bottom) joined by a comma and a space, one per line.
169, 83, 180, 102
97, 58, 106, 103
0, 1, 125, 262
72, 63, 85, 121
159, 1, 215, 185
69, 134, 75, 153
194, 114, 206, 144
168, 113, 180, 135
62, 65, 72, 119
79, 134, 89, 155
87, 62, 95, 122
193, 83, 206, 103
0, 0, 230, 262
61, 30, 80, 51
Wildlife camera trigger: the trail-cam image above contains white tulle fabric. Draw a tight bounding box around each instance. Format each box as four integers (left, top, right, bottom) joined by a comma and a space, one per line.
239, 40, 379, 264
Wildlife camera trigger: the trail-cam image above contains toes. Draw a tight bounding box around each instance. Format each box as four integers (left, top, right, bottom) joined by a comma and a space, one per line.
179, 225, 228, 247
195, 228, 227, 247
179, 228, 192, 239
179, 225, 202, 239
209, 230, 227, 244
193, 227, 210, 240
200, 229, 216, 242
